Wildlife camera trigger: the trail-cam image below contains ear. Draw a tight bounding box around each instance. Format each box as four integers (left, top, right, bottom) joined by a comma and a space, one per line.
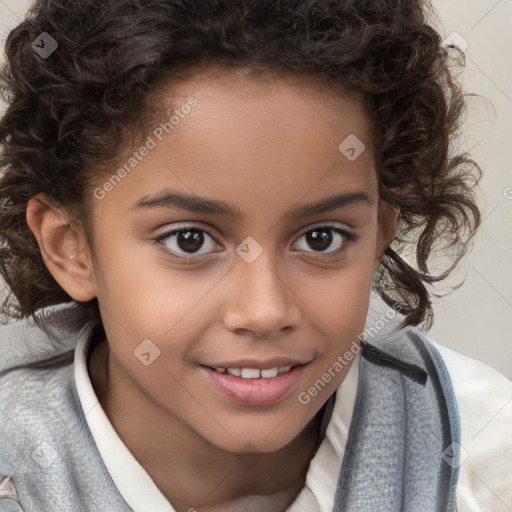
26, 195, 97, 302
374, 198, 400, 271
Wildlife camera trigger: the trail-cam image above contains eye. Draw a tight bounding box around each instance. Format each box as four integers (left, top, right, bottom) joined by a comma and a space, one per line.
154, 225, 221, 261
292, 225, 357, 261
153, 224, 358, 263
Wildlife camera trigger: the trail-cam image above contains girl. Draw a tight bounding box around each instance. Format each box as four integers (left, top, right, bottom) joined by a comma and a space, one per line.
0, 0, 510, 511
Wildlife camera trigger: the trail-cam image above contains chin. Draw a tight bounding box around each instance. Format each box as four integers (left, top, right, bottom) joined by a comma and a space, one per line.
204, 424, 303, 455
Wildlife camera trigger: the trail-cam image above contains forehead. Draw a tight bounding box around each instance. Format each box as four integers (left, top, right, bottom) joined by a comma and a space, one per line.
157, 64, 372, 142
92, 65, 377, 220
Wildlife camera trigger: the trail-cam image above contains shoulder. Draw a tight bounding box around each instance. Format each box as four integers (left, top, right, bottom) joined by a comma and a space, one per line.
368, 325, 512, 511
0, 304, 81, 421
0, 352, 75, 405
0, 356, 76, 478
428, 337, 512, 512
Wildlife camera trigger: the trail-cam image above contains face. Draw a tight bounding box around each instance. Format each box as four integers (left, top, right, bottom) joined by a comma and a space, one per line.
40, 66, 399, 454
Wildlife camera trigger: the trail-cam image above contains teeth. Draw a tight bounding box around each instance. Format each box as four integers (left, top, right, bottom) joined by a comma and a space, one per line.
260, 367, 279, 378
240, 368, 260, 378
278, 365, 292, 375
216, 365, 295, 378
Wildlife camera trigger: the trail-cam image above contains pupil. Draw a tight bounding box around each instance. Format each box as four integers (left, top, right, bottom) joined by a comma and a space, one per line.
307, 229, 332, 251
177, 230, 204, 253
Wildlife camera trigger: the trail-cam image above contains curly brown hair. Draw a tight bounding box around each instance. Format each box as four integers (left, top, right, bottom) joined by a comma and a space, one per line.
0, 0, 482, 333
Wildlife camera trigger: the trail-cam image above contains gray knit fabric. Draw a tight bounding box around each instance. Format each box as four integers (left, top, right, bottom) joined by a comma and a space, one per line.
333, 328, 460, 511
0, 307, 460, 512
0, 343, 132, 511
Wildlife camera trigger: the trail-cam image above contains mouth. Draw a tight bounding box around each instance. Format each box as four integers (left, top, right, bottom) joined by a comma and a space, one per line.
200, 363, 307, 405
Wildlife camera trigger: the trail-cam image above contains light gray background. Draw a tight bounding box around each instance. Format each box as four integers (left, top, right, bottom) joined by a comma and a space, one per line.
0, 0, 511, 377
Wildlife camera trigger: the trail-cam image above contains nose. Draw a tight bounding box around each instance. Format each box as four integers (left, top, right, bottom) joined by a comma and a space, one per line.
221, 257, 301, 339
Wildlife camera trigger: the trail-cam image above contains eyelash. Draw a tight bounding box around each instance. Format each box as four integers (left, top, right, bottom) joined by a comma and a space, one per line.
153, 224, 358, 263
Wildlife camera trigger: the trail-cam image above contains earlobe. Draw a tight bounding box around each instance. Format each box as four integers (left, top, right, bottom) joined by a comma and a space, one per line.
26, 195, 97, 302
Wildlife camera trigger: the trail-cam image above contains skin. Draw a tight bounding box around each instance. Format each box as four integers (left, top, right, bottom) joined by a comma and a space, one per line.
26, 65, 400, 511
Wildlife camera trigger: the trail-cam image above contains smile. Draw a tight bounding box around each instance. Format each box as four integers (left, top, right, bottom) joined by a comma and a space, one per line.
201, 364, 306, 405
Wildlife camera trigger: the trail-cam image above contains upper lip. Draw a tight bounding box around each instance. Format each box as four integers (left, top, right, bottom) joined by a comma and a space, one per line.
204, 357, 310, 370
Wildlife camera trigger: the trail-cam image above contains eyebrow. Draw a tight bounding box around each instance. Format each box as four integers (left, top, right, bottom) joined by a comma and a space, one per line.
132, 189, 372, 217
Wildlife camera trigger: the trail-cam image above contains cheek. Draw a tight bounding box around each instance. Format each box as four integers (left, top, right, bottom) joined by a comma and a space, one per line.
91, 220, 162, 302
298, 256, 374, 327
92, 233, 218, 343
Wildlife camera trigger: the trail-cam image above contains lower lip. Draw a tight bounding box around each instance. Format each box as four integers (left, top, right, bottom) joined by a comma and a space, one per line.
201, 364, 305, 405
